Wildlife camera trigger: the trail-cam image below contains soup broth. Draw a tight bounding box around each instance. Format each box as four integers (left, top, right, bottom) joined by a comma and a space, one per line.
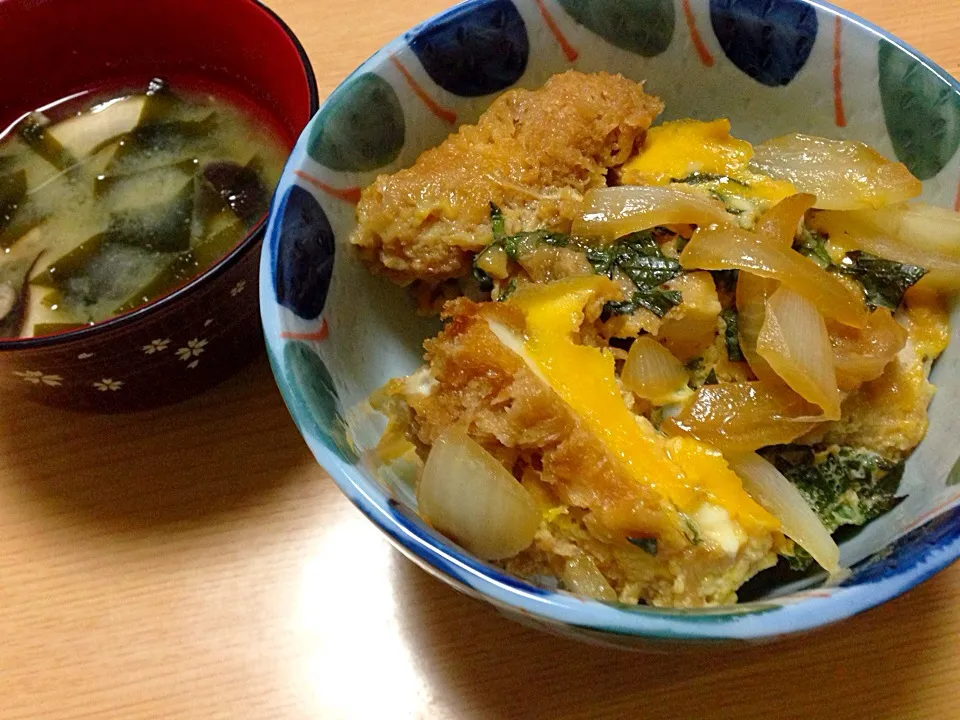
0, 78, 288, 339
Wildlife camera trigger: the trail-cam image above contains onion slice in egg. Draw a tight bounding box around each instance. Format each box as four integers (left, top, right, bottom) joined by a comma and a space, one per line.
680, 221, 867, 328
663, 381, 821, 452
750, 134, 922, 211
729, 452, 841, 575
810, 203, 960, 289
735, 270, 781, 385
828, 308, 907, 391
621, 336, 691, 405
418, 428, 540, 561
562, 551, 618, 601
757, 285, 842, 420
573, 185, 732, 240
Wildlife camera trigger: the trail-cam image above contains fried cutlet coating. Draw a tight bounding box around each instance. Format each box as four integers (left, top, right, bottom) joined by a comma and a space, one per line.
385, 297, 781, 606
350, 71, 663, 284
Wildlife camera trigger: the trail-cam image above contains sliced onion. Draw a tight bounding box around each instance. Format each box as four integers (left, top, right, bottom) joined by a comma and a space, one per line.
680, 222, 867, 328
418, 428, 540, 561
828, 308, 907, 391
573, 185, 732, 240
621, 336, 691, 405
475, 244, 510, 279
811, 203, 960, 288
750, 133, 922, 211
562, 551, 617, 601
656, 270, 723, 362
756, 193, 817, 246
728, 452, 841, 574
735, 271, 781, 384
757, 286, 841, 420
663, 381, 822, 452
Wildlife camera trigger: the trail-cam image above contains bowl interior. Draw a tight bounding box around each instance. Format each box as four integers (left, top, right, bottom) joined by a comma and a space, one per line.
262, 0, 960, 641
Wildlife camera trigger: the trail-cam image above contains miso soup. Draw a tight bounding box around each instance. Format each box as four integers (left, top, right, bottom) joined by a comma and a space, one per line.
0, 78, 288, 339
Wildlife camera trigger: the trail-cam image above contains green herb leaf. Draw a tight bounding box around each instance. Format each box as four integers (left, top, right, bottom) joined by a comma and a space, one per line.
711, 269, 739, 295
627, 536, 658, 555
839, 251, 926, 310
472, 264, 494, 292
489, 201, 505, 241
604, 287, 682, 319
721, 308, 745, 362
680, 514, 702, 546
672, 172, 749, 188
589, 231, 683, 318
761, 445, 904, 571
497, 278, 517, 301
795, 226, 833, 269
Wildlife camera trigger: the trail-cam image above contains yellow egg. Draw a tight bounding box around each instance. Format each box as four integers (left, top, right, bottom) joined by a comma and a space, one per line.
500, 276, 779, 533
621, 118, 796, 209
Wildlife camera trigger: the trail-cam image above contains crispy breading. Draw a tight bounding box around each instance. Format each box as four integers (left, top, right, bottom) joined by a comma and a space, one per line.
388, 297, 781, 606
351, 71, 664, 284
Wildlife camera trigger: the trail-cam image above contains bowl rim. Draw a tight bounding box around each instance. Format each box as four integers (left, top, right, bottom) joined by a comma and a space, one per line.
261, 0, 960, 642
0, 0, 319, 352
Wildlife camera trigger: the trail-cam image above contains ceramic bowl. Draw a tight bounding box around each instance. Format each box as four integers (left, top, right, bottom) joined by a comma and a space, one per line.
261, 0, 960, 646
0, 0, 317, 412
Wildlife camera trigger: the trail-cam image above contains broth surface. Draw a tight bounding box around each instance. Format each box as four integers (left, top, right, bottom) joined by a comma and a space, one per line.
0, 78, 287, 339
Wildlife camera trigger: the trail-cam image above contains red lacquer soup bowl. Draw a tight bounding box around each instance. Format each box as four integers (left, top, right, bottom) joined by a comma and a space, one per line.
0, 0, 317, 412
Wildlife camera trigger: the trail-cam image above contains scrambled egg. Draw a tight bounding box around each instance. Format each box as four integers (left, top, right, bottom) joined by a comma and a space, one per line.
816, 287, 950, 458
621, 119, 796, 222
361, 72, 950, 607
383, 280, 785, 607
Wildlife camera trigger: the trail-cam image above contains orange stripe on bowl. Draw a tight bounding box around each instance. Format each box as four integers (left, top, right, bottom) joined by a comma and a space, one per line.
281, 319, 330, 343
904, 490, 960, 533
682, 0, 714, 67
295, 171, 362, 204
833, 16, 847, 128
534, 0, 578, 62
389, 55, 458, 125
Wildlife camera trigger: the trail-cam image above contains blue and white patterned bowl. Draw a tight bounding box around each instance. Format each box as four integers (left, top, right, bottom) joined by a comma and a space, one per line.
260, 0, 960, 646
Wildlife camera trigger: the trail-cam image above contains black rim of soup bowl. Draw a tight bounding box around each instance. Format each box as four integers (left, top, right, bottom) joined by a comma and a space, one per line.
0, 0, 320, 354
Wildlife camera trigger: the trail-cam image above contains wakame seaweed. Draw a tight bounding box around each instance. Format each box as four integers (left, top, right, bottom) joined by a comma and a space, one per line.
0, 170, 26, 236
17, 113, 75, 170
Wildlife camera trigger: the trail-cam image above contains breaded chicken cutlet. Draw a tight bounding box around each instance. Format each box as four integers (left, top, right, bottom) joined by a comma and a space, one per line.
350, 71, 663, 284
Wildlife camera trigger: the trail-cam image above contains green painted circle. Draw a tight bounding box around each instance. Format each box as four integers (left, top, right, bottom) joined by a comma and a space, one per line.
879, 40, 960, 181
307, 73, 406, 172
557, 0, 675, 57
283, 341, 358, 463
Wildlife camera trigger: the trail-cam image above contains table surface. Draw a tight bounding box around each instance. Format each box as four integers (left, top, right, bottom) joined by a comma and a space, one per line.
3, 1, 959, 718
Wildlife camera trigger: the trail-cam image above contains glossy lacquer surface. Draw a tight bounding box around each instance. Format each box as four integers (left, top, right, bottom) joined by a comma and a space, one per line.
2, 0, 960, 718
